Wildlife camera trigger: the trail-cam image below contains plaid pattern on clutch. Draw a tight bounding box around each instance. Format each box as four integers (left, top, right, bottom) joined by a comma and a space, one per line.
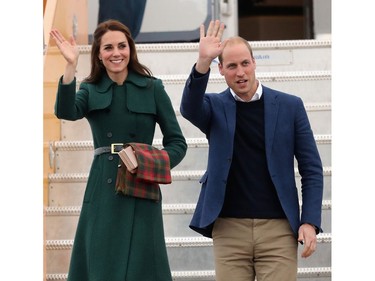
115, 143, 171, 201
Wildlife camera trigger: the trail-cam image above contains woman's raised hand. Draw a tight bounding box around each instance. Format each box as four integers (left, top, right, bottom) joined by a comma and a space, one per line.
50, 29, 80, 67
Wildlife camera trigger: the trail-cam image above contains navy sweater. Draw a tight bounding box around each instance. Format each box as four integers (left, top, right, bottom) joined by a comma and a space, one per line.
220, 95, 286, 219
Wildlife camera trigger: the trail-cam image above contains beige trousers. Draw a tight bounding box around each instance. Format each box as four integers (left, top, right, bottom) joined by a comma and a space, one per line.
212, 218, 298, 281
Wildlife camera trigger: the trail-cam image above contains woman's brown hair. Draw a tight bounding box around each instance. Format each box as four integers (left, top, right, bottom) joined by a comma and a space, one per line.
84, 19, 152, 83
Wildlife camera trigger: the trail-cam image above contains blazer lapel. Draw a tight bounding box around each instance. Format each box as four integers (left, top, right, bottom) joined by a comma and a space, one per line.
264, 87, 279, 159
222, 89, 236, 140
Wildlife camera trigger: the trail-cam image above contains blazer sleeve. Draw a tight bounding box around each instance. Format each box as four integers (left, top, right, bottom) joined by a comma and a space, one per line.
180, 65, 213, 134
294, 97, 324, 232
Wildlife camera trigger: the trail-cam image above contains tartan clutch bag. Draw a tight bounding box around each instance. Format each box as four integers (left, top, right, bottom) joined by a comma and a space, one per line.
115, 143, 171, 201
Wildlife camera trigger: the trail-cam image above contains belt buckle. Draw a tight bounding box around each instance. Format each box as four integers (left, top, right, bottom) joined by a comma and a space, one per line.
111, 143, 123, 154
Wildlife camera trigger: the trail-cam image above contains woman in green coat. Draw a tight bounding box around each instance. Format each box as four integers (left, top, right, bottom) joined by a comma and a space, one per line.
50, 20, 187, 281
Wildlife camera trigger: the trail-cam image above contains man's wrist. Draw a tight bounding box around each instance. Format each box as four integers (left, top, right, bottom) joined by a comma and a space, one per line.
193, 65, 209, 78
307, 223, 319, 234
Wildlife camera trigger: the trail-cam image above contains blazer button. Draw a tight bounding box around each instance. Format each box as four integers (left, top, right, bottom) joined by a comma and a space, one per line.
107, 132, 113, 138
108, 155, 114, 161
107, 178, 113, 184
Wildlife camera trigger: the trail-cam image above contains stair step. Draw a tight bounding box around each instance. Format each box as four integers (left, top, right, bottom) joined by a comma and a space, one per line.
46, 233, 332, 250
52, 134, 331, 151
45, 200, 332, 216
45, 234, 332, 271
157, 70, 331, 101
75, 40, 331, 77
45, 201, 331, 240
46, 180, 331, 214
74, 71, 331, 106
47, 166, 331, 204
52, 134, 331, 172
48, 166, 332, 183
47, 169, 331, 208
46, 267, 332, 281
58, 103, 332, 140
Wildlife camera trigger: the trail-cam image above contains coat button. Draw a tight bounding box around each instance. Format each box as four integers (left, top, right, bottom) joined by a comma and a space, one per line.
108, 155, 114, 161
107, 178, 112, 184
107, 132, 113, 138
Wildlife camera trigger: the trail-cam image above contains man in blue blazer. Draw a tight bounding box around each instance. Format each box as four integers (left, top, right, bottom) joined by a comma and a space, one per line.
180, 20, 324, 281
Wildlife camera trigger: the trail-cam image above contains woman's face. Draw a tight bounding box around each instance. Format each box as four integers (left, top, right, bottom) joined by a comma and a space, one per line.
98, 30, 130, 82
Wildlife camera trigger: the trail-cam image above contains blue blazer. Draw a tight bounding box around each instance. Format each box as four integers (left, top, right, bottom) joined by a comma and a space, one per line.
180, 67, 324, 238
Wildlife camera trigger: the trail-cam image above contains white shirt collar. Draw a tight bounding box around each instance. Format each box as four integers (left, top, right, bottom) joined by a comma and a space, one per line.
230, 80, 263, 102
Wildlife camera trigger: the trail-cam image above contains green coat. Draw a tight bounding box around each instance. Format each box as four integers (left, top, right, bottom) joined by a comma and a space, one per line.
55, 71, 187, 281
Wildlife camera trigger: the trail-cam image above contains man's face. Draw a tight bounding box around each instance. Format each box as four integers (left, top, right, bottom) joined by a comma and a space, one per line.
218, 42, 257, 101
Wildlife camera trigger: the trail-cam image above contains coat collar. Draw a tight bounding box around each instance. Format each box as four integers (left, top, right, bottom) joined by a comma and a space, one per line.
95, 71, 150, 93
